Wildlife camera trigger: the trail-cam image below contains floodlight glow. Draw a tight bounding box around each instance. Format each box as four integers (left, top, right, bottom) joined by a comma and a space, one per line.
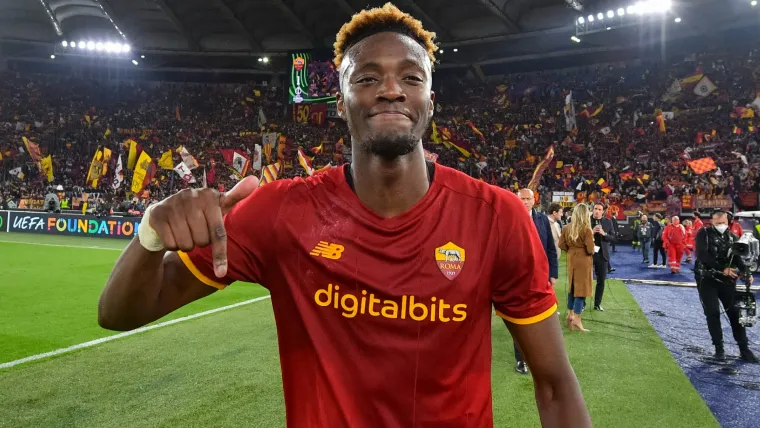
578, 16, 585, 24
87, 41, 95, 50
61, 40, 68, 47
570, 36, 581, 43
50, 55, 55, 59
79, 41, 86, 49
617, 8, 625, 16
588, 15, 594, 22
627, 5, 635, 14
752, 0, 757, 6
70, 42, 76, 48
262, 57, 269, 63
597, 13, 604, 20
607, 10, 614, 18
95, 42, 103, 51
674, 17, 681, 22
439, 49, 444, 54
453, 48, 458, 52
132, 60, 138, 65
141, 55, 145, 58
123, 44, 131, 53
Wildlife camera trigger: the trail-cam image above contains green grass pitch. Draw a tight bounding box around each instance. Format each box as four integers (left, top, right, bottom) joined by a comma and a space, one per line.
0, 233, 719, 427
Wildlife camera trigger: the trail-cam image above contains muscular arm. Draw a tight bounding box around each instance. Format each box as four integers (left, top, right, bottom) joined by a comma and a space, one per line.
98, 239, 216, 331
506, 317, 592, 428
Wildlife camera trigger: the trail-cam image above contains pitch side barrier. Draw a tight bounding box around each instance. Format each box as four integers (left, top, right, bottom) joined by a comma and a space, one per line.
0, 210, 140, 240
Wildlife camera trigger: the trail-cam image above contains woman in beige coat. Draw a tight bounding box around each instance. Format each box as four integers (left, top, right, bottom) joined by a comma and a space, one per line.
558, 204, 595, 332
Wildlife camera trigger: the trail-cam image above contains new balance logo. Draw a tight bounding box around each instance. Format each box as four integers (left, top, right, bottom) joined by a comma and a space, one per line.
310, 241, 344, 260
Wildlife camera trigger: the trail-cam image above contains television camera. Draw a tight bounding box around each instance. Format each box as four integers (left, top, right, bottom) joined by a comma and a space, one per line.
729, 238, 757, 328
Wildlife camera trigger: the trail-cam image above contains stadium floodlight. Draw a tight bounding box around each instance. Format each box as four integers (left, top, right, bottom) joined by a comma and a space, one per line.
752, 0, 758, 6
141, 55, 145, 59
578, 16, 585, 24
588, 15, 594, 22
570, 36, 581, 43
627, 5, 635, 14
70, 41, 76, 48
607, 10, 614, 18
453, 48, 458, 52
95, 42, 103, 51
79, 40, 86, 49
132, 59, 138, 65
61, 40, 68, 47
87, 41, 95, 50
617, 8, 625, 16
262, 57, 269, 63
606, 26, 611, 30
597, 12, 604, 20
122, 44, 131, 53
50, 55, 55, 59
674, 17, 681, 22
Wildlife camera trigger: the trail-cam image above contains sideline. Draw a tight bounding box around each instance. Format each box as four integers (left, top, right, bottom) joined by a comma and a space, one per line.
623, 278, 760, 291
0, 240, 124, 251
0, 295, 272, 370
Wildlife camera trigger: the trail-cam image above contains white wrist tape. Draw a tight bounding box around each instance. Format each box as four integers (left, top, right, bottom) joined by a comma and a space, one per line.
138, 205, 165, 252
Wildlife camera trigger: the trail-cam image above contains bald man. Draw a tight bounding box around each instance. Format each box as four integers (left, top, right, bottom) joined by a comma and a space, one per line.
509, 189, 558, 374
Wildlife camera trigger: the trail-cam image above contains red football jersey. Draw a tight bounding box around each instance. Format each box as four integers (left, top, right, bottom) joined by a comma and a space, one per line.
180, 163, 557, 428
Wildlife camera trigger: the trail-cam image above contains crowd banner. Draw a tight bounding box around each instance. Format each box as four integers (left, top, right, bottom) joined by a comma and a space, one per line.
551, 191, 576, 208
4, 211, 140, 240
696, 194, 733, 210
0, 211, 7, 233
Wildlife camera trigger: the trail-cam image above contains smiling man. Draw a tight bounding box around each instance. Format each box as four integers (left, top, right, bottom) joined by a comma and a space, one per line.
98, 3, 590, 427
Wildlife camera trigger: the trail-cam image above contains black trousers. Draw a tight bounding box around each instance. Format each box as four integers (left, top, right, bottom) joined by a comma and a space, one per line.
593, 253, 607, 307
697, 277, 749, 348
652, 239, 666, 265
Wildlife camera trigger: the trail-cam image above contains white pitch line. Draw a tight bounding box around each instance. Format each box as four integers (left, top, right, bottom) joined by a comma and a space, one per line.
0, 295, 271, 370
0, 240, 124, 251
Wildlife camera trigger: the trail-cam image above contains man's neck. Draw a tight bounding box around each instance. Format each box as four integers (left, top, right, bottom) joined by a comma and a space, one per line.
350, 145, 429, 219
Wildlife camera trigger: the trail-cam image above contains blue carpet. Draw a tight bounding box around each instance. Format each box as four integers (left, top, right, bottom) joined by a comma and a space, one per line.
606, 243, 698, 283
627, 285, 760, 428
610, 244, 760, 428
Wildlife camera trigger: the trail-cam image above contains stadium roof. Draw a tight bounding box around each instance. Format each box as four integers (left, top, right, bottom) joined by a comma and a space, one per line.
0, 0, 757, 76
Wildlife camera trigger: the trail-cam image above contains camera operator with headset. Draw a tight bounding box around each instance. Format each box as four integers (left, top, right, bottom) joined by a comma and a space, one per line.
695, 210, 758, 363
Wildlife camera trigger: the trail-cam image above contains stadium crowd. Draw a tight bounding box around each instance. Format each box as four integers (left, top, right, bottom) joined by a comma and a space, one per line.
1, 46, 760, 215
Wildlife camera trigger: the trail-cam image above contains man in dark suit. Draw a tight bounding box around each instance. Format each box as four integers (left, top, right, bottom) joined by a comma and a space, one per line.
509, 189, 558, 374
591, 202, 616, 311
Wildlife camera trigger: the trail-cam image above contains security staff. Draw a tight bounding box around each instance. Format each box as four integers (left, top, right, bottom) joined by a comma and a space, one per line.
695, 211, 758, 363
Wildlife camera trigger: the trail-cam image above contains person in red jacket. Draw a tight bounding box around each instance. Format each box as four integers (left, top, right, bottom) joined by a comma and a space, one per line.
728, 213, 743, 237
693, 214, 704, 233
683, 219, 695, 264
663, 216, 687, 273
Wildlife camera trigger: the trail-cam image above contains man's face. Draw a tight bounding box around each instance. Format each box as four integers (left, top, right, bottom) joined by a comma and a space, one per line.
641, 215, 648, 223
712, 214, 728, 227
336, 32, 434, 160
518, 190, 535, 211
593, 204, 604, 219
552, 209, 564, 221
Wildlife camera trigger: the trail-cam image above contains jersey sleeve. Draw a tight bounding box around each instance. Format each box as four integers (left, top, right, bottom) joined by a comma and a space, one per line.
177, 179, 291, 289
491, 190, 558, 324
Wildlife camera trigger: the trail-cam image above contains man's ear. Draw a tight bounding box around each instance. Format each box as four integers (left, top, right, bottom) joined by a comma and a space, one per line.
336, 92, 345, 119
428, 91, 436, 119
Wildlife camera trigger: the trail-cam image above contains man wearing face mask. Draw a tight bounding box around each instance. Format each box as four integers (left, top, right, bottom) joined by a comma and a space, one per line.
695, 211, 759, 363
663, 216, 687, 274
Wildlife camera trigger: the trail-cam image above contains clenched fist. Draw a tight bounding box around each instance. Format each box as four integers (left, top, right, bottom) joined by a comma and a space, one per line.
141, 176, 259, 278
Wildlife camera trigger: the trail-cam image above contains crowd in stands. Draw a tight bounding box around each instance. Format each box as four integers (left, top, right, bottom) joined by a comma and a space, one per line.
2, 45, 760, 215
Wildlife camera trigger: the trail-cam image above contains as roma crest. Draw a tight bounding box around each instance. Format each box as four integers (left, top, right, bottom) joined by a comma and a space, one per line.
435, 242, 466, 280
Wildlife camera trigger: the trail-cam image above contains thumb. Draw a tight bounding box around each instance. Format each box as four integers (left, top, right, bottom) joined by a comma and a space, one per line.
220, 175, 260, 214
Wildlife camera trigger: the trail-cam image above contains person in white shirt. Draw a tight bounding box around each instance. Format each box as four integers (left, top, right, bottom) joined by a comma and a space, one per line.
547, 203, 564, 267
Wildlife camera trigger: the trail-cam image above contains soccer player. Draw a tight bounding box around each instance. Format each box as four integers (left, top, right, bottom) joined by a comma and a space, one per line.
98, 3, 591, 427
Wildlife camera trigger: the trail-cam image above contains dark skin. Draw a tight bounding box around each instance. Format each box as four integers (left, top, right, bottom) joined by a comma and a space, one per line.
339, 32, 591, 427
99, 29, 590, 427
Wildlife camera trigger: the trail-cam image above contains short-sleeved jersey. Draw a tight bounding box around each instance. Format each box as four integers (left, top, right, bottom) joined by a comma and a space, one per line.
180, 163, 557, 428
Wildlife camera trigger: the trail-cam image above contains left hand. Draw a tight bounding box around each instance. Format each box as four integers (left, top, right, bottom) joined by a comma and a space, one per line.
550, 277, 557, 287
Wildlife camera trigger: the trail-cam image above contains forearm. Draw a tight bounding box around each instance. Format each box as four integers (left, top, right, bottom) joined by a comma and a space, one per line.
534, 374, 592, 428
98, 238, 168, 330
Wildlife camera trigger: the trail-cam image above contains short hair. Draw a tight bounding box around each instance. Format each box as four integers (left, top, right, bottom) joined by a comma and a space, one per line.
547, 203, 562, 215
593, 202, 605, 210
653, 213, 662, 220
333, 2, 438, 70
712, 210, 728, 219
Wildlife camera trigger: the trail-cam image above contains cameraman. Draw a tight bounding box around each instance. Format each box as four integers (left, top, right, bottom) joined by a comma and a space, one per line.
695, 211, 758, 363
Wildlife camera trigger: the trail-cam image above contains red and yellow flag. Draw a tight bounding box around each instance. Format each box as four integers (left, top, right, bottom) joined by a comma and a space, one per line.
527, 145, 555, 191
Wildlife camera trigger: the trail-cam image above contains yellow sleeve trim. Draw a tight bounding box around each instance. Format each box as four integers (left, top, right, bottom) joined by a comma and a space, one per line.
497, 303, 558, 325
177, 251, 227, 290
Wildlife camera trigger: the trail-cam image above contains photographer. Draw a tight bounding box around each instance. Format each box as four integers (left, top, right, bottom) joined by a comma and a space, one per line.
695, 211, 758, 363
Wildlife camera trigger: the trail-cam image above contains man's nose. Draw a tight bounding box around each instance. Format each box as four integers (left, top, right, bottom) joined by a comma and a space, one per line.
376, 77, 406, 102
